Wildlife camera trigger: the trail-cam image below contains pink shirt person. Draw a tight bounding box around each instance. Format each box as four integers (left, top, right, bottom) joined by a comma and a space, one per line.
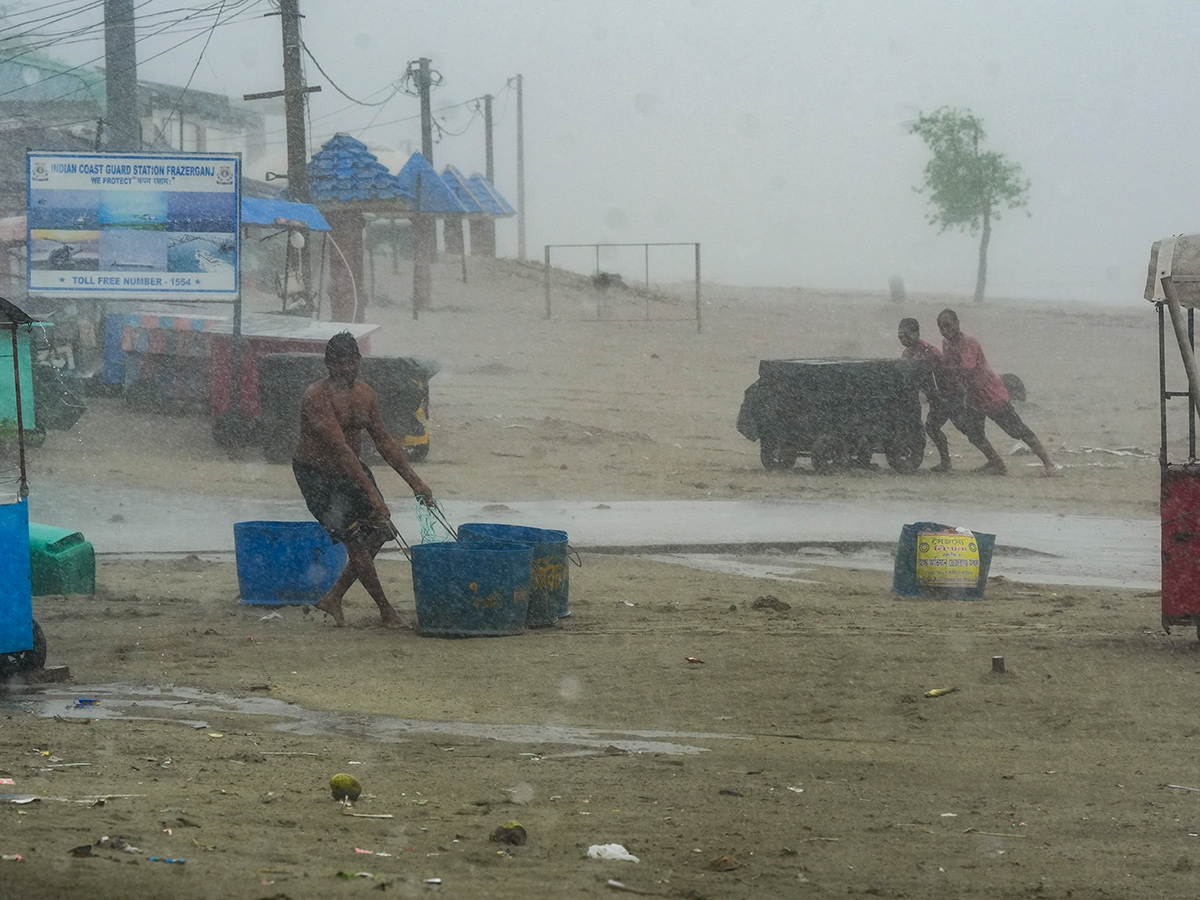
940, 331, 1009, 414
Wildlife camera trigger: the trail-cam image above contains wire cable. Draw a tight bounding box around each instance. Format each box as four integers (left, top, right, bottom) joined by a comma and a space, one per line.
301, 41, 401, 108
145, 0, 227, 150
0, 0, 262, 100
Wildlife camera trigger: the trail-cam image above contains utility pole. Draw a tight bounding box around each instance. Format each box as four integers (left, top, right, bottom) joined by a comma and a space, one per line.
410, 57, 436, 304
243, 0, 321, 197
484, 94, 494, 182
470, 93, 496, 258
280, 0, 310, 201
515, 73, 525, 260
103, 0, 139, 150
418, 57, 433, 164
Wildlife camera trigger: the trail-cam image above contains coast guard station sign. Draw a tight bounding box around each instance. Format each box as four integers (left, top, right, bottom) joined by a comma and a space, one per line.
27, 151, 240, 300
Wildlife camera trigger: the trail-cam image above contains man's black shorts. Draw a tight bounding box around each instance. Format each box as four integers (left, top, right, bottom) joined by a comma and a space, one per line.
927, 396, 987, 446
292, 460, 385, 544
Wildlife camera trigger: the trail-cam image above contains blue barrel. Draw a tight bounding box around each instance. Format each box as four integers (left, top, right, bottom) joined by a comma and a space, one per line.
234, 521, 348, 605
457, 523, 569, 625
0, 497, 33, 655
891, 521, 996, 600
410, 541, 531, 637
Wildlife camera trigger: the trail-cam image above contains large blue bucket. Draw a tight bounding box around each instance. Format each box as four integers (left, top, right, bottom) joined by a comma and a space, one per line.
411, 541, 532, 637
0, 497, 33, 655
891, 521, 995, 600
234, 521, 347, 605
458, 523, 569, 624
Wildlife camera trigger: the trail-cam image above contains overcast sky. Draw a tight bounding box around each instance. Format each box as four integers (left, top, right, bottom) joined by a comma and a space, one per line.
40, 0, 1200, 302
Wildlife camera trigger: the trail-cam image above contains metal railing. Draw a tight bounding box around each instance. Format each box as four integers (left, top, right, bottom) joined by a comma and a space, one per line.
543, 242, 701, 333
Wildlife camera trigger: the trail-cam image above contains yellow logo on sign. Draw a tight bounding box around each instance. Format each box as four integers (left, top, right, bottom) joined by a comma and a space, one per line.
915, 531, 980, 587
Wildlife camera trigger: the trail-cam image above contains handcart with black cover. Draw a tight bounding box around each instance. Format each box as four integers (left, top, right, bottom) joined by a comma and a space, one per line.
737, 357, 928, 474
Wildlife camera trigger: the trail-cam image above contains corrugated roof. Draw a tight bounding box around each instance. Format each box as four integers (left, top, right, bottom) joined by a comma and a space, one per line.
395, 153, 466, 214
306, 134, 414, 205
441, 165, 485, 213
466, 173, 516, 217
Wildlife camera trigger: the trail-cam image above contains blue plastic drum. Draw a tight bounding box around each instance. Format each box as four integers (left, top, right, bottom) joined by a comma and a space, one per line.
457, 523, 570, 624
234, 520, 347, 605
410, 541, 532, 637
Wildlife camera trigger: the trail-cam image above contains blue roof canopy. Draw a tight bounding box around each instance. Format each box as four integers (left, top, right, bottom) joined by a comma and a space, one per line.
466, 173, 516, 217
395, 153, 466, 214
241, 196, 330, 231
306, 134, 414, 205
440, 165, 485, 213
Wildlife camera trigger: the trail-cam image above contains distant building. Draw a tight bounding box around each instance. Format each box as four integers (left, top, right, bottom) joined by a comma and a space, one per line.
0, 51, 270, 218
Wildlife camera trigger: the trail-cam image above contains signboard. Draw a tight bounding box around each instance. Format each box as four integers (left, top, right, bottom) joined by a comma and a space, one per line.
915, 530, 981, 588
27, 151, 239, 300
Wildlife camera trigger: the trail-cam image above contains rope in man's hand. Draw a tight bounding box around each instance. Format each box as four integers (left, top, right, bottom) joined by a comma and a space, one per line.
415, 497, 457, 543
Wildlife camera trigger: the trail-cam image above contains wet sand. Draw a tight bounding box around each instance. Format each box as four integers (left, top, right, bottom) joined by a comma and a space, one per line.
4, 258, 1189, 899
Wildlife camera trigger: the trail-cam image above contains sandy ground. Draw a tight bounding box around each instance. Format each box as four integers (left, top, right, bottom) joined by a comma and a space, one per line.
3, 258, 1193, 899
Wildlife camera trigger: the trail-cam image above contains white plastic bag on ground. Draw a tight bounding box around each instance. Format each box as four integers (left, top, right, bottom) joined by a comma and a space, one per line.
587, 843, 639, 862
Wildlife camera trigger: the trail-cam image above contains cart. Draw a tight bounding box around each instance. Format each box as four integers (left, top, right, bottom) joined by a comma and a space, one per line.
255, 353, 436, 464
737, 357, 928, 474
1145, 235, 1200, 639
0, 297, 47, 677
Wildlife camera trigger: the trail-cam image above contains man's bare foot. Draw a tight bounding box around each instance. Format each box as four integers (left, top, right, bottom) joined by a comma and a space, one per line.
930, 460, 952, 473
315, 595, 346, 627
973, 462, 1008, 476
1041, 463, 1064, 477
379, 608, 410, 629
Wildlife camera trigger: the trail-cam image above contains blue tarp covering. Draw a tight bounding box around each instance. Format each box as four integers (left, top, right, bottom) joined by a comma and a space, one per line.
306, 134, 415, 205
466, 173, 516, 217
241, 197, 330, 231
396, 153, 467, 214
441, 165, 485, 213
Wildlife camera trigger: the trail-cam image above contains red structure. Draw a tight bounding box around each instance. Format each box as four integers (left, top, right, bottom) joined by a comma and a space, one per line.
1149, 235, 1200, 636
1161, 467, 1200, 629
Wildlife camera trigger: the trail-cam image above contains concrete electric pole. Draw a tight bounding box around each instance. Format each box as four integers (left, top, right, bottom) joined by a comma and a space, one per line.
515, 73, 525, 260
279, 0, 310, 201
103, 0, 139, 150
418, 57, 433, 165
243, 0, 321, 198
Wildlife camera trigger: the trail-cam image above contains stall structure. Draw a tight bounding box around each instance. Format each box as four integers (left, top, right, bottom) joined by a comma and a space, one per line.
440, 165, 516, 263
306, 134, 416, 322
1147, 235, 1200, 637
98, 302, 376, 436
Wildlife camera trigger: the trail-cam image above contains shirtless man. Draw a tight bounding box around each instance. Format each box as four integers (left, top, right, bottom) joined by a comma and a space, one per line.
936, 309, 1060, 476
292, 332, 434, 627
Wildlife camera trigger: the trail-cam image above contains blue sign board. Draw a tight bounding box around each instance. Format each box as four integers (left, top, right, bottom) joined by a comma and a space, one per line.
27, 151, 240, 300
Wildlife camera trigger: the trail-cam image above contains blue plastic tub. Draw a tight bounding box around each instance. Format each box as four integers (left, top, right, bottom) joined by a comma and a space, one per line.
0, 497, 33, 655
891, 521, 996, 600
457, 523, 570, 624
411, 541, 531, 637
234, 520, 347, 605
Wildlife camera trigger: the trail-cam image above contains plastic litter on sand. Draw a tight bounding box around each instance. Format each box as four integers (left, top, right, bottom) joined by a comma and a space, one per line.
587, 843, 640, 862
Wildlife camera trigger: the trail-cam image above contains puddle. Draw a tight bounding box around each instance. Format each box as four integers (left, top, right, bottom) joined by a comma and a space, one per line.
7, 684, 743, 756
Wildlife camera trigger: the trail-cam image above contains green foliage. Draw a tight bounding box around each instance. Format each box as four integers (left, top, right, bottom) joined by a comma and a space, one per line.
909, 107, 1030, 235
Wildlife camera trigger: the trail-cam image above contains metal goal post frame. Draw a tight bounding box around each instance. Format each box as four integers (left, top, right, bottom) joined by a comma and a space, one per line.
543, 241, 701, 333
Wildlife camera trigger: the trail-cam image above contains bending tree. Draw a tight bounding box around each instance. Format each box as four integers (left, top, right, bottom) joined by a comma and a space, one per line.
910, 107, 1030, 303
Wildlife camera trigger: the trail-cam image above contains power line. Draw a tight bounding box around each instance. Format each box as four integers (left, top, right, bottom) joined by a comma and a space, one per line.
0, 0, 249, 56
0, 0, 106, 40
0, 0, 264, 103
145, 0, 227, 149
300, 41, 400, 108
0, 0, 260, 68
431, 101, 480, 140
